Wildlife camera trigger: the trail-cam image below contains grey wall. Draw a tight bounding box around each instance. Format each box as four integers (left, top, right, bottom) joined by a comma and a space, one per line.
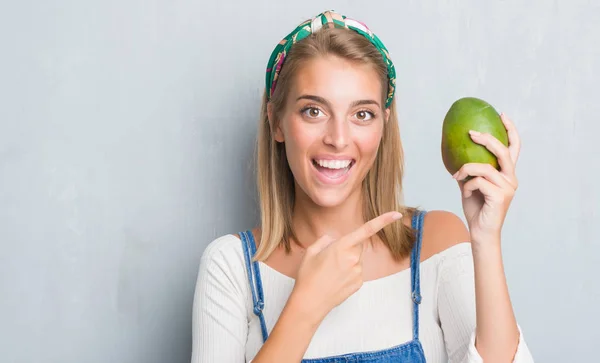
1, 1, 598, 362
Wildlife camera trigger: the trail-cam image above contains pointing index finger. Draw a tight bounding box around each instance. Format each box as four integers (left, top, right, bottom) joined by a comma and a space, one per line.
340, 211, 403, 248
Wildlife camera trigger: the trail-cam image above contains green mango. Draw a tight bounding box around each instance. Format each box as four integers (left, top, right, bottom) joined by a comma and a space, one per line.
441, 97, 508, 176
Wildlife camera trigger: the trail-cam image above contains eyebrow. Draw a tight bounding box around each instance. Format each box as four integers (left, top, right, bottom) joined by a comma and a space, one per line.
296, 94, 381, 109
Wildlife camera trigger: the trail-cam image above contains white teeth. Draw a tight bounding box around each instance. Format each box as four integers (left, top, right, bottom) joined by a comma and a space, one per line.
315, 159, 352, 169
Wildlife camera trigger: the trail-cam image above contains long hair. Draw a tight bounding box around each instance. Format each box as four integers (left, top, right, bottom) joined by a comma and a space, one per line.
254, 27, 416, 261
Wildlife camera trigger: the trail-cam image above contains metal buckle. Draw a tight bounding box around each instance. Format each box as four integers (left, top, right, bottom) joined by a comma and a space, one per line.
253, 300, 264, 315
412, 291, 422, 304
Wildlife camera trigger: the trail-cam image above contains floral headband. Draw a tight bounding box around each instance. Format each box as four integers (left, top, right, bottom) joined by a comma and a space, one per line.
265, 10, 397, 108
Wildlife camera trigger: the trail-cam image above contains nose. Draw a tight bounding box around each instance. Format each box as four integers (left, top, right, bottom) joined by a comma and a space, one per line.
323, 116, 349, 149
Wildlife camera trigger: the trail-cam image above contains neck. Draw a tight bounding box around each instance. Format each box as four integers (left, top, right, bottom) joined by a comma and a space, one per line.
291, 185, 366, 248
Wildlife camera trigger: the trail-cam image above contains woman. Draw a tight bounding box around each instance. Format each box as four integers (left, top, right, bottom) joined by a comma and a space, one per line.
192, 10, 534, 363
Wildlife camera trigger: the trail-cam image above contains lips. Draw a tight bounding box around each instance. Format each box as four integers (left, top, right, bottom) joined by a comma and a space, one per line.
311, 158, 355, 184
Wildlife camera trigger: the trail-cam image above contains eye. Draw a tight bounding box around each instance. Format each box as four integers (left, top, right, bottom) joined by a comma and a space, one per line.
355, 110, 375, 122
301, 106, 324, 118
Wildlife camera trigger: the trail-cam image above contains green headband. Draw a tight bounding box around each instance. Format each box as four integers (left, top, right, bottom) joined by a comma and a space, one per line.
265, 10, 397, 109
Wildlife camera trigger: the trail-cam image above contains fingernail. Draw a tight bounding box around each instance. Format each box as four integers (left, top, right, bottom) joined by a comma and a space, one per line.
392, 212, 403, 220
469, 130, 481, 136
452, 171, 459, 179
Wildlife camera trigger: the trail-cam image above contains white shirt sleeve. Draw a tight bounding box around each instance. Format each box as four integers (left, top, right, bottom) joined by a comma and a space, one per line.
436, 244, 535, 363
191, 237, 248, 363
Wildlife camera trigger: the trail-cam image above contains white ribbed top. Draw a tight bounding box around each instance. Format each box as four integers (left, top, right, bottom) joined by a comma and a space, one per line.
191, 234, 534, 363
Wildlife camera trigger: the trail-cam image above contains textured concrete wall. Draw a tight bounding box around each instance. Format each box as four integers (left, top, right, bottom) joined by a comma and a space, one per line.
1, 1, 598, 362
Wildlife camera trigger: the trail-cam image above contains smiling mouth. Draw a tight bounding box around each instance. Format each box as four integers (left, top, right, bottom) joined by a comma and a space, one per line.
312, 159, 355, 180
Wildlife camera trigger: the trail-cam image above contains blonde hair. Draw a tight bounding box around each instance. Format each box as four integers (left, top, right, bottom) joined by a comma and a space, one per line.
254, 27, 416, 261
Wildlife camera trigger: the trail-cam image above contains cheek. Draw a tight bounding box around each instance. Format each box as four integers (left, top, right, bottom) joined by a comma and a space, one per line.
283, 117, 320, 156
280, 119, 313, 178
354, 127, 383, 157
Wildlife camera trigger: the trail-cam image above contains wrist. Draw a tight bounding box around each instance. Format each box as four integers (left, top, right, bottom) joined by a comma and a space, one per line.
470, 235, 503, 262
285, 289, 325, 331
470, 231, 501, 251
253, 289, 321, 362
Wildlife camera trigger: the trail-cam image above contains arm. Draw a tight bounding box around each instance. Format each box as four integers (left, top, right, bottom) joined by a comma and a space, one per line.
194, 213, 401, 362
436, 237, 534, 363
471, 236, 521, 361
254, 212, 402, 362
191, 252, 247, 363
447, 113, 534, 362
192, 249, 322, 363
250, 292, 322, 363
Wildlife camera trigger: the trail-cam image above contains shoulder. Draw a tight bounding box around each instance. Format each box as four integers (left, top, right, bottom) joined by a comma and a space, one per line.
420, 210, 471, 260
199, 234, 248, 284
201, 233, 245, 264
195, 234, 251, 311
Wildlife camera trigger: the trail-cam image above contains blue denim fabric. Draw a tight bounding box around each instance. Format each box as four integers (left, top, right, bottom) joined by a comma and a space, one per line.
239, 210, 428, 363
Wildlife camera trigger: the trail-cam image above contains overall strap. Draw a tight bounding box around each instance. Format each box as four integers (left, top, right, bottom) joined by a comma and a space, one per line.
239, 230, 269, 343
410, 210, 426, 341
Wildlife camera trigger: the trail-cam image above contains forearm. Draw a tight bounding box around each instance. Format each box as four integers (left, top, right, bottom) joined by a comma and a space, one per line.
252, 292, 321, 363
471, 235, 520, 362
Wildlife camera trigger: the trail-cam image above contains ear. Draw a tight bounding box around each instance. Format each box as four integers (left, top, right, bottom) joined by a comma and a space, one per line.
384, 108, 391, 124
267, 102, 285, 143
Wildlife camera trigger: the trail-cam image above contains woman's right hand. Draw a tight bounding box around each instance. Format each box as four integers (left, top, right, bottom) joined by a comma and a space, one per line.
251, 211, 403, 363
291, 211, 403, 324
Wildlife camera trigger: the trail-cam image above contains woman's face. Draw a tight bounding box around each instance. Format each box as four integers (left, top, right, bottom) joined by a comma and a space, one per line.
271, 55, 389, 208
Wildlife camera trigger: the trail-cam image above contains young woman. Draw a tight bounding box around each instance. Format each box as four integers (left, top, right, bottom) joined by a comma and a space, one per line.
192, 10, 534, 363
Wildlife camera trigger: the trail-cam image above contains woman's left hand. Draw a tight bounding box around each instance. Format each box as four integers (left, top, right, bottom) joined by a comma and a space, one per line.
452, 113, 521, 243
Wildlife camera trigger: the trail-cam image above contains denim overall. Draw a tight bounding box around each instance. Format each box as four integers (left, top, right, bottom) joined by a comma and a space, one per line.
239, 210, 428, 362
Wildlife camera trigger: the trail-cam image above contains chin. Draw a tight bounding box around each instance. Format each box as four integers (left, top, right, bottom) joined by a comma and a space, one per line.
307, 190, 350, 208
